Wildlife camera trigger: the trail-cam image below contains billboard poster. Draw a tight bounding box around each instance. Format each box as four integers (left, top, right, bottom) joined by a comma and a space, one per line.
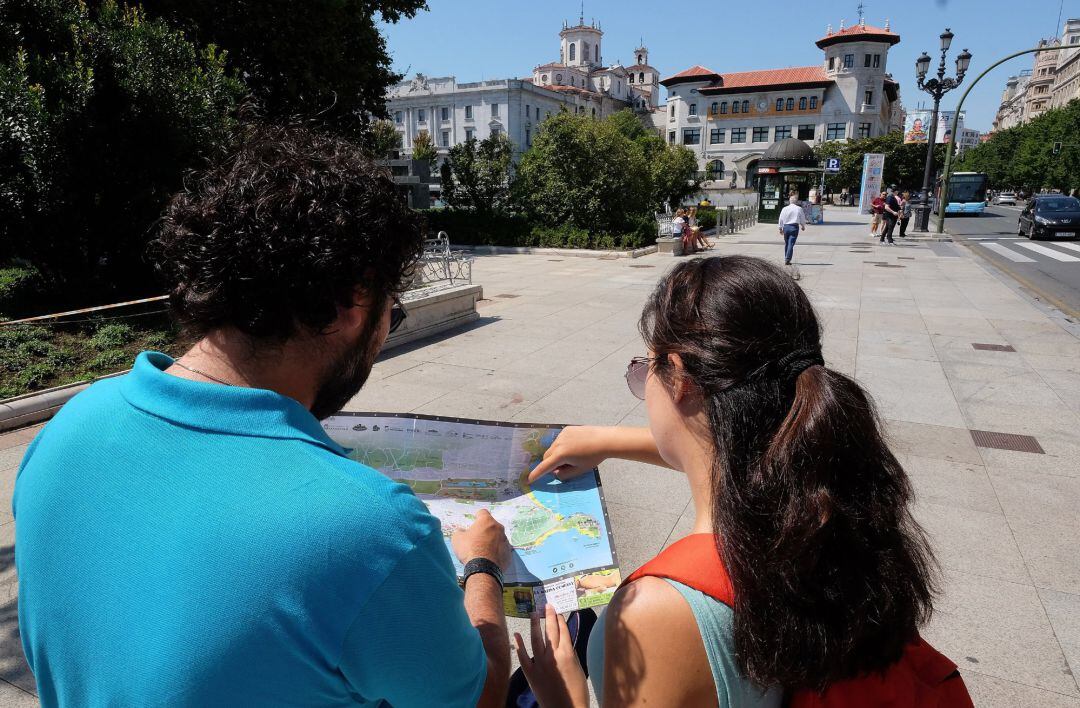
858, 153, 886, 215
904, 110, 965, 144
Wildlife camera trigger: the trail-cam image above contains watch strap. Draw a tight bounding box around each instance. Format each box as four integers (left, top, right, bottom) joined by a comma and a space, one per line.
462, 557, 504, 590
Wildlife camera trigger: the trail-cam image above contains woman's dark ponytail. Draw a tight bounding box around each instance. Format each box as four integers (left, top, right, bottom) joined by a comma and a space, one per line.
642, 256, 937, 691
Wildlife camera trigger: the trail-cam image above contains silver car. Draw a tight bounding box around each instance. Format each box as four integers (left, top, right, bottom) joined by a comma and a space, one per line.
994, 192, 1017, 206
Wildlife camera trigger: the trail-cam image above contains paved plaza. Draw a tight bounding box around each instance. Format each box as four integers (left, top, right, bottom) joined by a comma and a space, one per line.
2, 212, 1080, 706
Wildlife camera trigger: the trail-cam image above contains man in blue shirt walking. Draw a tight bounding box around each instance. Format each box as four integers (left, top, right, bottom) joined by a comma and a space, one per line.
13, 123, 512, 706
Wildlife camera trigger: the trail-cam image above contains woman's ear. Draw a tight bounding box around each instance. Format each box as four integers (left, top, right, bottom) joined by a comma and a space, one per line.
667, 353, 692, 403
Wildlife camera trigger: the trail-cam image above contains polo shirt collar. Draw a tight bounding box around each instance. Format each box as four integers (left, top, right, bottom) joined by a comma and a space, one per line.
119, 351, 345, 456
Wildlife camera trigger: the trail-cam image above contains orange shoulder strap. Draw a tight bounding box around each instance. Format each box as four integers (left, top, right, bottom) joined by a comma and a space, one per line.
624, 533, 734, 606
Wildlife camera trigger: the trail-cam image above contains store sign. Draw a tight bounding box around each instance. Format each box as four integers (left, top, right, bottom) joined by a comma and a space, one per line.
759, 167, 778, 174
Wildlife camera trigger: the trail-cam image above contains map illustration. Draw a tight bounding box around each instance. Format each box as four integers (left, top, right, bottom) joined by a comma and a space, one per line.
321, 413, 621, 617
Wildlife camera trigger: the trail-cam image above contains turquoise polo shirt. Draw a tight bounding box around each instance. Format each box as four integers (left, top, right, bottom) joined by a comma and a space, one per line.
13, 352, 486, 707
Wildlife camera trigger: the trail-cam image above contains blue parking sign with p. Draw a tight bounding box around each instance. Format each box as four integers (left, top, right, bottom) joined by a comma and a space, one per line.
825, 158, 841, 173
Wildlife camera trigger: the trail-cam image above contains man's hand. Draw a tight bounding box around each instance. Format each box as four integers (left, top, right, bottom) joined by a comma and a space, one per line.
514, 604, 590, 708
452, 509, 512, 570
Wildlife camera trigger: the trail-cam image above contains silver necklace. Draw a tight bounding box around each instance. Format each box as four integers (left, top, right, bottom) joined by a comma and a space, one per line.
173, 360, 235, 387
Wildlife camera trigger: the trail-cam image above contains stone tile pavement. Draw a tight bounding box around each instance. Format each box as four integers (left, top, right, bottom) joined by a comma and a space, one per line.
1, 212, 1079, 705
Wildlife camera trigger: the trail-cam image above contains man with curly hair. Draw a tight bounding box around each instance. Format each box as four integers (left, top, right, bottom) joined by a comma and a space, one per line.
13, 124, 512, 707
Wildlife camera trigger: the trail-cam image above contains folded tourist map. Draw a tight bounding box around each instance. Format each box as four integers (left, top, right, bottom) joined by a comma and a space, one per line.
322, 413, 622, 617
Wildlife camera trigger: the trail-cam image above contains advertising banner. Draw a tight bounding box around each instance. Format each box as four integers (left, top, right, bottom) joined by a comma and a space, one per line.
858, 153, 886, 215
904, 110, 965, 144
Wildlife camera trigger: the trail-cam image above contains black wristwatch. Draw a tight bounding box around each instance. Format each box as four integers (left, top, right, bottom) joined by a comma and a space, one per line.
462, 557, 504, 591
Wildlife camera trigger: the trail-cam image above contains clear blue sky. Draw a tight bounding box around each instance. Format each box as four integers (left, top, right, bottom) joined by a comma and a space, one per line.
380, 0, 1080, 132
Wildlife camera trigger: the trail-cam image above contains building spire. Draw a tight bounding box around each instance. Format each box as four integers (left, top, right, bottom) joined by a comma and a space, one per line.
857, 2, 865, 25
580, 0, 584, 26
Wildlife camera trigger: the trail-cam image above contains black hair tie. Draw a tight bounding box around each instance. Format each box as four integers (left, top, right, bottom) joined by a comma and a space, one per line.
774, 347, 824, 380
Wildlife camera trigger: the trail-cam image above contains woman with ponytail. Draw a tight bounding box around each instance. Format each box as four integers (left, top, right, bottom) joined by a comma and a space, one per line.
514, 256, 970, 707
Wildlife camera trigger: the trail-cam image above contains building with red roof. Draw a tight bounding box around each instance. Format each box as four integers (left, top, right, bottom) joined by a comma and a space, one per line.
657, 17, 903, 196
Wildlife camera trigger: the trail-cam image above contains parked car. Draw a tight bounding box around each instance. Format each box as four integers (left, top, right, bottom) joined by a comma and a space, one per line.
1018, 196, 1080, 239
994, 192, 1017, 206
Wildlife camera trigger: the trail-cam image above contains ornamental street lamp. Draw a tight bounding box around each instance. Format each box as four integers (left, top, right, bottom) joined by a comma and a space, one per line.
913, 29, 970, 232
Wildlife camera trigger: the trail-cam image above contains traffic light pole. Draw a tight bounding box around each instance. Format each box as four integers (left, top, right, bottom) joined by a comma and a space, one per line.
934, 45, 1066, 234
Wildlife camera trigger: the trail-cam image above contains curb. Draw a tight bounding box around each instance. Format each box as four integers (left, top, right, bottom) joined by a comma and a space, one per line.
460, 245, 657, 259
0, 372, 127, 434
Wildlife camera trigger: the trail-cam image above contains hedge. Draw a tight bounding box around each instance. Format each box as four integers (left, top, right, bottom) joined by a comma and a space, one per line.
422, 209, 656, 250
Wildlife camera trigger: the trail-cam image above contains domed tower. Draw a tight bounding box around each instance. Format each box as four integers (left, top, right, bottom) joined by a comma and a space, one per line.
560, 15, 602, 69
628, 43, 660, 109
816, 17, 901, 137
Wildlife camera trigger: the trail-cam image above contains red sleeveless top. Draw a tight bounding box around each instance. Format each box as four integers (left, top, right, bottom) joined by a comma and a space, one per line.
624, 534, 974, 708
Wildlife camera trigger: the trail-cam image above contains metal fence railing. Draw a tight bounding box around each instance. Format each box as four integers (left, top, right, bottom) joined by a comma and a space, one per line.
413, 231, 473, 288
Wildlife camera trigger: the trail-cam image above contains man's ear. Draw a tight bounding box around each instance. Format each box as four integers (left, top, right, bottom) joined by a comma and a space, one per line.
336, 286, 378, 335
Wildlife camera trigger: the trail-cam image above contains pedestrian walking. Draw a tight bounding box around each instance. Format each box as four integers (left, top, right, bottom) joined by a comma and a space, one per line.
870, 192, 886, 236
778, 194, 806, 265
881, 190, 899, 244
899, 191, 912, 237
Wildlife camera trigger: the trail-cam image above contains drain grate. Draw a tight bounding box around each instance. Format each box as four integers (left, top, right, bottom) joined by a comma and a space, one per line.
494, 293, 520, 299
972, 343, 1017, 352
970, 429, 1044, 454
629, 264, 655, 268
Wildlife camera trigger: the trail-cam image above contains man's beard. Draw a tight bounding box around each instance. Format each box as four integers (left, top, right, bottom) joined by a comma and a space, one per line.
309, 322, 383, 421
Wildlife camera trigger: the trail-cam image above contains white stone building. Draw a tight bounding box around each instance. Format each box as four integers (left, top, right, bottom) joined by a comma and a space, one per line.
993, 71, 1032, 131
992, 18, 1080, 132
1051, 18, 1080, 109
658, 19, 902, 187
384, 17, 657, 163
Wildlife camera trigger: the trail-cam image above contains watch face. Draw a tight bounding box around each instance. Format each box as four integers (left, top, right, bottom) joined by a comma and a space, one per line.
758, 100, 768, 111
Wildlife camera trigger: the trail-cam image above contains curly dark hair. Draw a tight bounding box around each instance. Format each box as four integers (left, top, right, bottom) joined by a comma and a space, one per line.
151, 122, 423, 341
641, 256, 937, 691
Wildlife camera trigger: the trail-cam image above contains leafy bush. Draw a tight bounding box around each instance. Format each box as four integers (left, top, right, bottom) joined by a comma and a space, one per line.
0, 325, 51, 374
0, 265, 45, 317
422, 208, 531, 247
143, 331, 175, 351
89, 322, 136, 350
86, 349, 130, 372
695, 208, 717, 230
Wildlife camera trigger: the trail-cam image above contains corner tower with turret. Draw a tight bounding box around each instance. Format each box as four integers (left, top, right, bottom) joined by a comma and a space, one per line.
560, 17, 602, 68
816, 17, 901, 137
627, 45, 660, 109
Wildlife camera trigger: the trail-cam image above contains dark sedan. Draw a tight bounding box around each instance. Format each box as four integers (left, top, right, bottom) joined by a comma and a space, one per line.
1018, 196, 1080, 239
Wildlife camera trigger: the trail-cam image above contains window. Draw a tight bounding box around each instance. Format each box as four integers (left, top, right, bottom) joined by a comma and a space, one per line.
639, 72, 645, 83
669, 103, 675, 121
776, 98, 784, 111
809, 96, 818, 109
629, 74, 635, 83
720, 101, 728, 114
752, 126, 769, 142
786, 98, 794, 111
799, 97, 807, 110
707, 160, 724, 179
570, 77, 575, 86
858, 123, 872, 138
864, 54, 872, 67
418, 109, 426, 122
491, 103, 499, 117
683, 128, 701, 145
826, 122, 846, 140
710, 128, 724, 144
873, 54, 881, 68
798, 124, 815, 140
731, 127, 747, 143
491, 126, 501, 138
828, 56, 835, 70
775, 125, 791, 140
668, 131, 676, 144
465, 128, 474, 140
536, 106, 541, 120
394, 110, 403, 124
742, 100, 750, 113
441, 107, 449, 121
569, 43, 576, 61
711, 101, 718, 115
556, 73, 563, 83
526, 129, 531, 146
541, 74, 548, 83
441, 130, 450, 146
525, 104, 530, 119
732, 101, 739, 114
843, 54, 854, 69
595, 45, 599, 62
592, 107, 596, 117
864, 90, 873, 105
465, 105, 473, 120
689, 103, 698, 116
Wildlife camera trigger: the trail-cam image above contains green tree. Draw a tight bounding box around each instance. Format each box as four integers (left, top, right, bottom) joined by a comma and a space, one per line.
813, 131, 946, 194
0, 0, 244, 312
441, 134, 514, 213
127, 0, 427, 138
606, 109, 700, 208
515, 111, 651, 233
411, 130, 438, 164
364, 119, 401, 158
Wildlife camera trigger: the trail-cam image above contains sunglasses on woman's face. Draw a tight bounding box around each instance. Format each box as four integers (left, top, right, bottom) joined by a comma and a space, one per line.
389, 297, 408, 334
625, 356, 657, 400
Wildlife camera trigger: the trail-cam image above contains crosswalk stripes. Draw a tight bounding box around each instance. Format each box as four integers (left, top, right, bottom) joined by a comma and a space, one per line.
980, 242, 1036, 262
1053, 241, 1080, 254
1014, 242, 1080, 262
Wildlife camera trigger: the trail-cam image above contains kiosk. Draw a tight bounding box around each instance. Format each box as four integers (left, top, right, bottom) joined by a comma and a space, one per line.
755, 138, 823, 224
